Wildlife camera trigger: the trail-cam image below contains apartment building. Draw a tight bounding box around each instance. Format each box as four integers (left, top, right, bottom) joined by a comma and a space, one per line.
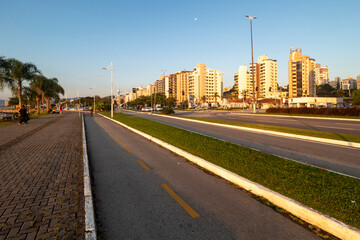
315, 64, 329, 85
288, 48, 316, 98
189, 63, 223, 104
175, 70, 192, 104
234, 65, 250, 98
341, 77, 357, 90
357, 75, 360, 89
235, 55, 277, 100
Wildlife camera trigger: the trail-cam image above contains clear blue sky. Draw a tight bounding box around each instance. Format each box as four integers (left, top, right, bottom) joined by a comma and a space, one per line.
1, 0, 359, 99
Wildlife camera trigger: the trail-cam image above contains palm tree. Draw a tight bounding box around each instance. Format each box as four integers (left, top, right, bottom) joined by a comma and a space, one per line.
43, 78, 64, 111
213, 92, 220, 106
241, 90, 249, 110
30, 75, 47, 114
2, 58, 40, 107
201, 95, 207, 104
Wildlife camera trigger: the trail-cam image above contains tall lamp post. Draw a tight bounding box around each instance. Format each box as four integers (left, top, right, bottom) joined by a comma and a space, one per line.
245, 15, 257, 113
103, 62, 114, 118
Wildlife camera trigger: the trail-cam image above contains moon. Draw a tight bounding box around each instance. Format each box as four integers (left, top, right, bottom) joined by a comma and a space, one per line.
194, 17, 197, 21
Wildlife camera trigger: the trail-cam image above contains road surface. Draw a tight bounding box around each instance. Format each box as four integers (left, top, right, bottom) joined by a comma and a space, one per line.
175, 111, 360, 136
84, 114, 319, 239
123, 110, 360, 179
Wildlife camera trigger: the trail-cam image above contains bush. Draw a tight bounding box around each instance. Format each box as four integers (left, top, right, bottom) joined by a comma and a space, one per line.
162, 107, 175, 115
266, 107, 360, 116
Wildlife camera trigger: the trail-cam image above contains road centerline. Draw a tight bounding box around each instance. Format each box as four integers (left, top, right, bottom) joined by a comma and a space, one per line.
122, 145, 133, 154
161, 183, 200, 219
137, 159, 151, 171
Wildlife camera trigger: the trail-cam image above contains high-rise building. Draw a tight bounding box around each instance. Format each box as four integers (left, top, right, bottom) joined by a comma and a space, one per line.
341, 77, 357, 90
175, 70, 192, 104
234, 65, 250, 98
288, 48, 316, 98
315, 63, 329, 85
357, 75, 360, 89
235, 55, 277, 100
189, 63, 223, 104
257, 55, 278, 98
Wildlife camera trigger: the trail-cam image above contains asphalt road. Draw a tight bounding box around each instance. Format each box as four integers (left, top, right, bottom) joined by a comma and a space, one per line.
84, 114, 319, 240
174, 111, 360, 136
122, 110, 360, 179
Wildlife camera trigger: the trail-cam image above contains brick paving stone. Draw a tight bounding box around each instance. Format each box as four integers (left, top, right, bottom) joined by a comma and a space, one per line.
0, 112, 84, 239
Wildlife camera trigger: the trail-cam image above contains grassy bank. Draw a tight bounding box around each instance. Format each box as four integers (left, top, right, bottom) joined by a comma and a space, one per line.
185, 117, 360, 143
106, 112, 360, 229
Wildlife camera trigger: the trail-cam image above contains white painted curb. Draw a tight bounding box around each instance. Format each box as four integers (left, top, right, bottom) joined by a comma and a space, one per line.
101, 113, 360, 240
147, 113, 360, 149
82, 114, 97, 240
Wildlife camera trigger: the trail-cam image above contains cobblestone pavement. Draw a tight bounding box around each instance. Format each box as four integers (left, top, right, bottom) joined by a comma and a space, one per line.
0, 113, 62, 148
0, 112, 84, 240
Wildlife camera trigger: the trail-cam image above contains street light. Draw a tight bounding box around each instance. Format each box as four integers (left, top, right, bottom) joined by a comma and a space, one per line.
102, 62, 114, 118
90, 86, 96, 114
245, 15, 257, 113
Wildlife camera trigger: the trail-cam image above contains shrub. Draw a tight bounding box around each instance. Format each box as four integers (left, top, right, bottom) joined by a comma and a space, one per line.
162, 107, 175, 115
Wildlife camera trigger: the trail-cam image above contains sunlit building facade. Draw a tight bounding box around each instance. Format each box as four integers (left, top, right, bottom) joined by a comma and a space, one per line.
189, 63, 223, 104
288, 48, 316, 98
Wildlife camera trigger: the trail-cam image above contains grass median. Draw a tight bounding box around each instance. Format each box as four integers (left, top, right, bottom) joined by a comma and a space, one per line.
105, 112, 360, 229
184, 117, 360, 143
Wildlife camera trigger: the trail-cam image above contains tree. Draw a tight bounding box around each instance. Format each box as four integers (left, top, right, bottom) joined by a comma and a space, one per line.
30, 75, 47, 114
352, 89, 360, 105
2, 58, 40, 107
201, 95, 207, 104
316, 84, 336, 97
214, 92, 220, 105
43, 78, 64, 111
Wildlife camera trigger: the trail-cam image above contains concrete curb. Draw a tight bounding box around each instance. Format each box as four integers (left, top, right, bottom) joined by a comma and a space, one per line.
82, 114, 97, 240
101, 113, 360, 240
147, 113, 360, 149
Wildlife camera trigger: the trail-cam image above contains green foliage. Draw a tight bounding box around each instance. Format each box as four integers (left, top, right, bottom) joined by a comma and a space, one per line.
161, 107, 175, 114
316, 84, 336, 97
352, 89, 360, 105
107, 112, 360, 229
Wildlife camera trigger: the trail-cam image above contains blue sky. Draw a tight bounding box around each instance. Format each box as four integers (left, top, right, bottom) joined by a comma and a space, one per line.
1, 0, 359, 99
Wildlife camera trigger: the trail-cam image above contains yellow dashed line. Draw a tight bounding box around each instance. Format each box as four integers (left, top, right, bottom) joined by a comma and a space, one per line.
122, 145, 132, 154
114, 137, 121, 143
137, 160, 151, 171
161, 184, 200, 219
110, 132, 114, 136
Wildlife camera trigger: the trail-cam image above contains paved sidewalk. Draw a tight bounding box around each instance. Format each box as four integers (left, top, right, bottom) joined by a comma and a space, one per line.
0, 113, 60, 147
0, 112, 84, 239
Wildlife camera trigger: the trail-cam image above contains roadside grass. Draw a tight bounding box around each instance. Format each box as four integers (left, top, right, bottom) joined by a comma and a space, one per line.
0, 121, 13, 127
106, 112, 360, 229
257, 112, 360, 120
30, 111, 50, 119
184, 117, 360, 143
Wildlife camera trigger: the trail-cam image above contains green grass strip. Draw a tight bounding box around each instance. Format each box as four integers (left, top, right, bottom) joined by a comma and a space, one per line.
106, 112, 360, 229
184, 117, 360, 143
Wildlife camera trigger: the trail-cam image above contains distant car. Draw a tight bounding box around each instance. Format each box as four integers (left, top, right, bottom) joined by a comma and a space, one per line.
142, 107, 152, 112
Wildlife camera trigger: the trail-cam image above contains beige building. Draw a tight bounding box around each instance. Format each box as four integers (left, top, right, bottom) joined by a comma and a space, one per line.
175, 70, 191, 104
357, 75, 360, 89
189, 63, 223, 104
288, 48, 316, 98
315, 63, 329, 85
235, 55, 277, 100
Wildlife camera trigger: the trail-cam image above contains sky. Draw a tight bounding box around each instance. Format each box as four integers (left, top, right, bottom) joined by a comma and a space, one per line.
1, 0, 359, 99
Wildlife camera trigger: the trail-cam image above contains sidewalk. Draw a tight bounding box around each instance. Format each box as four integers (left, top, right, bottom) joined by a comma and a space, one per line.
0, 112, 84, 239
0, 113, 60, 148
